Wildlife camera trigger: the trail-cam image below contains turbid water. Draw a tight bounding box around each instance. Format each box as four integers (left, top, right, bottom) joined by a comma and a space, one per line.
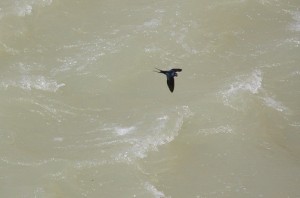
1, 0, 300, 197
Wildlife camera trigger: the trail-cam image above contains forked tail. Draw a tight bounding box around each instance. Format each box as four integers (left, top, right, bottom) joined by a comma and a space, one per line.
154, 68, 166, 74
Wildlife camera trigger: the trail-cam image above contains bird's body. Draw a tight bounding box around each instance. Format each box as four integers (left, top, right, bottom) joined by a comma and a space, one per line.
155, 68, 182, 92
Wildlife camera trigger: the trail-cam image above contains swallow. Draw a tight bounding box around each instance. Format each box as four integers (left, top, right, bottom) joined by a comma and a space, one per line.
154, 68, 182, 92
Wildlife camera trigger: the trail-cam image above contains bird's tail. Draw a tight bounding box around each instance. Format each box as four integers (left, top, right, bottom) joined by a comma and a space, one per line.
154, 68, 166, 74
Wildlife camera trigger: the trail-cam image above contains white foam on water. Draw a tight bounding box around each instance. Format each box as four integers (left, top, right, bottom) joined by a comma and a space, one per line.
137, 8, 164, 31
219, 69, 290, 114
15, 4, 32, 17
169, 22, 199, 55
262, 96, 288, 113
97, 74, 112, 82
290, 70, 300, 77
54, 35, 128, 74
0, 42, 19, 55
219, 69, 262, 110
206, 0, 246, 10
100, 125, 136, 136
144, 44, 161, 53
198, 125, 234, 136
33, 187, 46, 197
1, 75, 65, 92
53, 137, 64, 142
284, 38, 300, 48
114, 106, 193, 163
0, 157, 65, 167
0, 0, 53, 18
289, 11, 300, 32
74, 159, 110, 169
258, 0, 278, 5
289, 122, 300, 128
144, 182, 168, 198
113, 126, 136, 136
143, 18, 162, 29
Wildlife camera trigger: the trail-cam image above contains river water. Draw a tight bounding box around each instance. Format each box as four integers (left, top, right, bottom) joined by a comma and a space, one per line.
1, 0, 300, 197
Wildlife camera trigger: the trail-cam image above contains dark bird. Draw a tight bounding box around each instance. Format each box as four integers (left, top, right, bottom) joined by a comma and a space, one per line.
154, 68, 182, 92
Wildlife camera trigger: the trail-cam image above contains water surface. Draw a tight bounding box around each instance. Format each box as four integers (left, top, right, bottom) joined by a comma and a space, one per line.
1, 0, 300, 197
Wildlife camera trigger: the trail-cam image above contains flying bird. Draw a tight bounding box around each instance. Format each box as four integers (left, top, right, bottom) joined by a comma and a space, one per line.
154, 68, 182, 92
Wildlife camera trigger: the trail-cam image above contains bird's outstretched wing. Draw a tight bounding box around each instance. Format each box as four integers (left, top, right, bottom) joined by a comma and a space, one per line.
167, 77, 175, 92
171, 68, 182, 72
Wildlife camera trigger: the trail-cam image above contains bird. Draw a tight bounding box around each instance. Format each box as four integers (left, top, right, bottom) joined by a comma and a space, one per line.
154, 68, 182, 92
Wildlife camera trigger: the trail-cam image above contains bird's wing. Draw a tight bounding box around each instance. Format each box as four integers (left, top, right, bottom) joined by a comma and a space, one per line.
167, 77, 175, 92
171, 68, 182, 72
